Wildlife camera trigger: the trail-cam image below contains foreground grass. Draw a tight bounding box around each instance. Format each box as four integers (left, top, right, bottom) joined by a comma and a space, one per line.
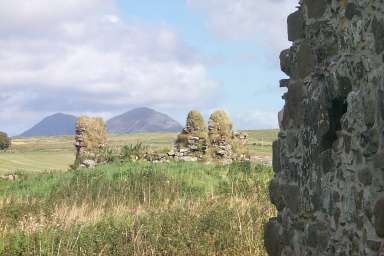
0, 161, 275, 255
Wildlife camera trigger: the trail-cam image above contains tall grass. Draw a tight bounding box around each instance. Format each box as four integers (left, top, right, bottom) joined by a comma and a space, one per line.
0, 161, 275, 255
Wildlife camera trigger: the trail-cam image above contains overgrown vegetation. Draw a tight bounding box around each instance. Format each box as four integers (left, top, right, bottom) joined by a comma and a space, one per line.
120, 142, 149, 161
73, 116, 108, 169
176, 110, 207, 145
0, 132, 11, 150
0, 130, 277, 174
208, 110, 233, 142
0, 161, 275, 255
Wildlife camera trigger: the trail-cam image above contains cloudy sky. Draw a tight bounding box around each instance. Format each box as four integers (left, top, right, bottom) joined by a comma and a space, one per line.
0, 0, 297, 135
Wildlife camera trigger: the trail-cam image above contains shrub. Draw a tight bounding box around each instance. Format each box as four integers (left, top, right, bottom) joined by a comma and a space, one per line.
120, 142, 149, 161
0, 131, 11, 150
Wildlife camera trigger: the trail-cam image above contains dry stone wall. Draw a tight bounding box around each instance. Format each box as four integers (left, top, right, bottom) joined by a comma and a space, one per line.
170, 110, 248, 163
172, 110, 208, 161
74, 116, 107, 168
265, 0, 384, 255
208, 110, 234, 163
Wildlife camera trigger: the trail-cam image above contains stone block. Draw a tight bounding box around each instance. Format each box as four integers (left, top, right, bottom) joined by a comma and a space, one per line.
304, 0, 326, 19
288, 11, 305, 42
374, 198, 384, 237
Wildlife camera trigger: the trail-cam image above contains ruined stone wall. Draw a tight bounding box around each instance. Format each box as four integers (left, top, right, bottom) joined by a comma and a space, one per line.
208, 110, 235, 163
172, 110, 208, 161
74, 116, 107, 168
265, 0, 384, 255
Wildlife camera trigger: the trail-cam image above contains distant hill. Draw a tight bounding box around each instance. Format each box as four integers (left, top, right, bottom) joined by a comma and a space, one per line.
19, 108, 183, 137
20, 113, 77, 137
107, 107, 183, 134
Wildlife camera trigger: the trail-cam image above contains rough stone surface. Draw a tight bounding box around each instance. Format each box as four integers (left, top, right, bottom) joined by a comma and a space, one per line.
208, 110, 234, 163
375, 198, 384, 238
265, 1, 384, 255
148, 110, 248, 164
173, 110, 208, 161
288, 11, 305, 42
74, 116, 107, 168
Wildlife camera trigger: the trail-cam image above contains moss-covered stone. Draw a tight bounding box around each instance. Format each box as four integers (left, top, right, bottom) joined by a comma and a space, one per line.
173, 110, 208, 161
208, 110, 233, 142
74, 116, 107, 168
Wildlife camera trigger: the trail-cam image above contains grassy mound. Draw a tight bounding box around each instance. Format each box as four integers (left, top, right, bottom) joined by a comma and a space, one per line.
0, 161, 275, 255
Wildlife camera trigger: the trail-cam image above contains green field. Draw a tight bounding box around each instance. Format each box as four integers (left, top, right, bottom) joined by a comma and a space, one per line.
0, 130, 278, 175
0, 130, 278, 255
0, 161, 276, 255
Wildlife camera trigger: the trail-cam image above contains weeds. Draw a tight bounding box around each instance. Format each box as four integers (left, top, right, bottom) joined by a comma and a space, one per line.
0, 161, 275, 255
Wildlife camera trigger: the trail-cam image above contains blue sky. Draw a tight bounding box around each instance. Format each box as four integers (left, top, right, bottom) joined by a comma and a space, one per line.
118, 0, 289, 123
0, 0, 296, 135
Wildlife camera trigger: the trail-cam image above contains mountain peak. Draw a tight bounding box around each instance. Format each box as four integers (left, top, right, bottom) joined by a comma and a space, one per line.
20, 113, 77, 137
20, 108, 183, 137
107, 108, 182, 134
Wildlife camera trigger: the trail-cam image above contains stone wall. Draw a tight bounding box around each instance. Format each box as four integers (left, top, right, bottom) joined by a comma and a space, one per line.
170, 110, 248, 163
208, 110, 235, 163
172, 110, 208, 161
265, 0, 384, 255
74, 116, 107, 168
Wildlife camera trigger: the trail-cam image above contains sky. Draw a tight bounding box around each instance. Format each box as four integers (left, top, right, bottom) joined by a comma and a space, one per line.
0, 0, 298, 135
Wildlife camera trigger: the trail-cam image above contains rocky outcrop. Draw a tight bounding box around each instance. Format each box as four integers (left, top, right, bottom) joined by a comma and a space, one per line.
265, 1, 384, 255
74, 117, 107, 168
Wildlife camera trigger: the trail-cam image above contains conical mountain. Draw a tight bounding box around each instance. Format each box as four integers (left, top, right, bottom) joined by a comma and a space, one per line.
107, 107, 182, 133
20, 113, 77, 137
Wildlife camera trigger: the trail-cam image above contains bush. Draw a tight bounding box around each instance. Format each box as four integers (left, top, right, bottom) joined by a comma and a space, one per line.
120, 142, 149, 161
0, 131, 11, 150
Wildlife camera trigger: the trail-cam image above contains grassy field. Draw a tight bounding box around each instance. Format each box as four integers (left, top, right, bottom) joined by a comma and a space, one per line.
0, 130, 278, 175
0, 161, 276, 255
0, 130, 278, 255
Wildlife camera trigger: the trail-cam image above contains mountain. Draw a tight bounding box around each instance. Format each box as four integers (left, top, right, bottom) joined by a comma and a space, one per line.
107, 107, 183, 134
20, 113, 77, 137
19, 108, 182, 137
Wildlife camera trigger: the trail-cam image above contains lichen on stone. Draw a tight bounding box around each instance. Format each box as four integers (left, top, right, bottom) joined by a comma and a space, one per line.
173, 110, 208, 161
74, 116, 107, 168
265, 1, 384, 255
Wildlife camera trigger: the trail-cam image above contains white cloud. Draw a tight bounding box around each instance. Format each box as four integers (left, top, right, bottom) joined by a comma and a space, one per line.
232, 111, 278, 130
187, 0, 298, 51
0, 0, 218, 134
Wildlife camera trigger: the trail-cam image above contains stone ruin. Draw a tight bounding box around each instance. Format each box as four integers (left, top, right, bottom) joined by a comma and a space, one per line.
169, 110, 248, 163
232, 131, 249, 160
170, 110, 208, 161
265, 0, 384, 255
74, 116, 107, 168
208, 110, 234, 163
208, 110, 249, 163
